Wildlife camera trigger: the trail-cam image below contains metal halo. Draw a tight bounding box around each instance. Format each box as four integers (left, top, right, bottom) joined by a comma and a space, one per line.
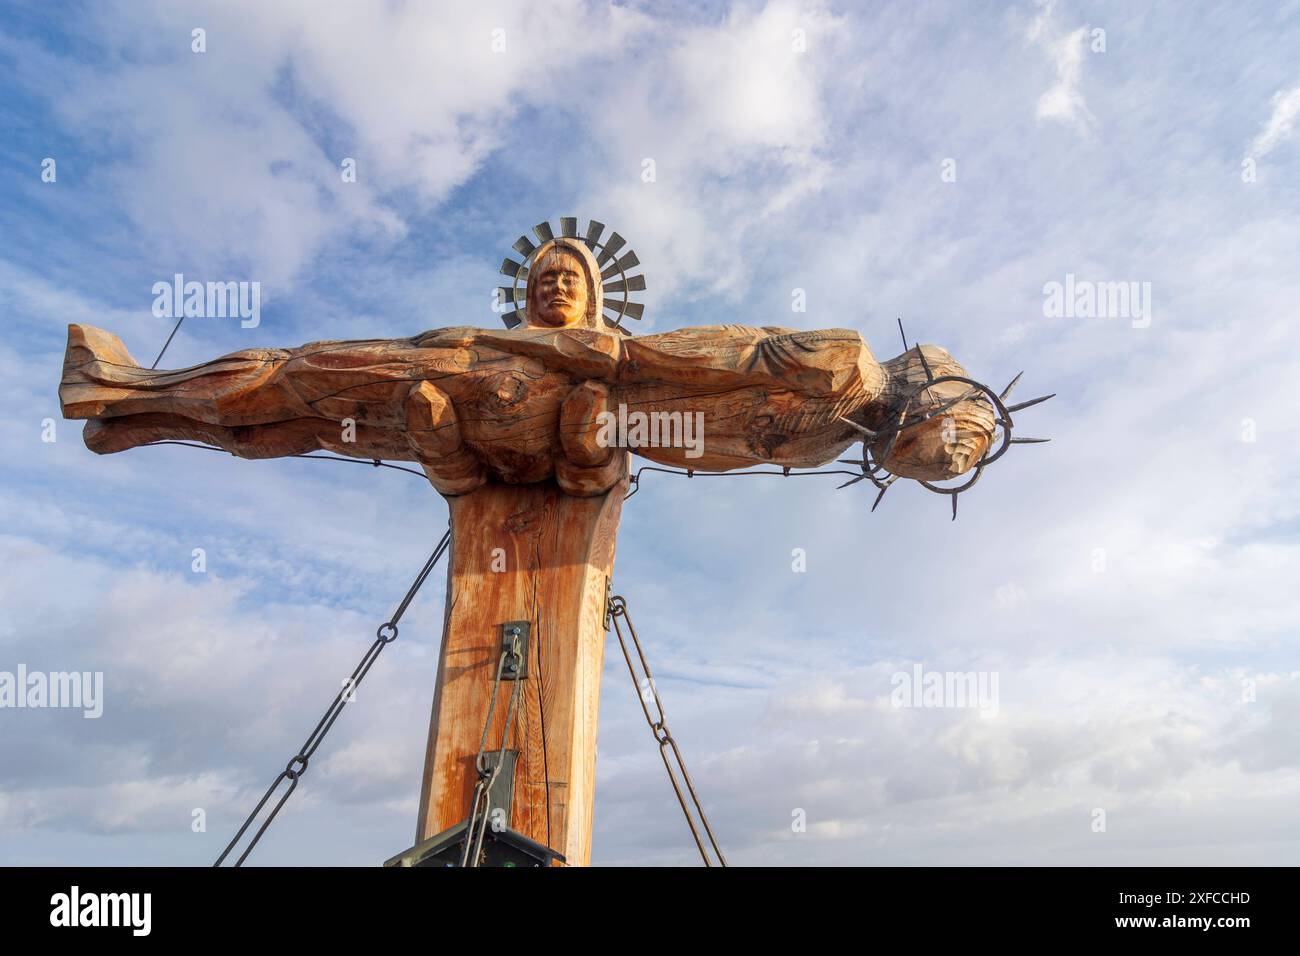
497, 218, 647, 332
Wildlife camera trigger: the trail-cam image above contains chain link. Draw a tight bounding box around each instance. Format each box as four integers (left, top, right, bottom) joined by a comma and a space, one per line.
606, 593, 727, 867
213, 529, 451, 867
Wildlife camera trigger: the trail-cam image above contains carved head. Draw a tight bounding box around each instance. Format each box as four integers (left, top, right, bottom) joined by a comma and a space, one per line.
872, 347, 996, 482
525, 239, 603, 330
841, 343, 1052, 517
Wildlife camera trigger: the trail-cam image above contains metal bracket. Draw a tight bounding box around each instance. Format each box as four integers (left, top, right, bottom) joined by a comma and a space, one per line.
501, 621, 529, 679
480, 749, 518, 823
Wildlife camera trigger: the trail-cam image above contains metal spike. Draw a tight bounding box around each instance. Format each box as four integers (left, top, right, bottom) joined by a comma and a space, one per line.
897, 317, 909, 351
915, 344, 935, 383
560, 217, 578, 238
1003, 393, 1056, 414
597, 232, 626, 266
501, 310, 525, 329
1010, 437, 1051, 444
836, 475, 867, 490
600, 250, 641, 281
951, 493, 958, 521
871, 483, 891, 512
533, 221, 554, 243
837, 458, 866, 467
999, 372, 1024, 402
604, 275, 646, 293
584, 220, 606, 249
499, 258, 527, 279
512, 235, 536, 258
918, 386, 980, 421
837, 415, 878, 438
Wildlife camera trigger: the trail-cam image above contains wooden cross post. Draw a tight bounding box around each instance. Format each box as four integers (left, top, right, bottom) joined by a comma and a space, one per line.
415, 473, 626, 865
58, 223, 1043, 865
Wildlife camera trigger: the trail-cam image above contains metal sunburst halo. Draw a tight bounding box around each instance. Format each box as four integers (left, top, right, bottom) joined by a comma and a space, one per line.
496, 217, 647, 332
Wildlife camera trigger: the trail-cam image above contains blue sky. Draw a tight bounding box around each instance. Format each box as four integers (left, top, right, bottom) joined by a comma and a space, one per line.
2, 0, 1299, 865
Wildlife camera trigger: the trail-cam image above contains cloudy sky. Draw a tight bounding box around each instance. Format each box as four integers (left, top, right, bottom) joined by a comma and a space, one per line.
2, 0, 1298, 866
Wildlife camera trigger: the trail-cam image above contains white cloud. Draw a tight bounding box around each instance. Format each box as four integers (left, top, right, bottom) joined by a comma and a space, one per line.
593, 656, 1300, 864
38, 0, 650, 285
19, 0, 850, 311
1025, 1, 1096, 135
0, 531, 439, 858
1248, 82, 1300, 159
0, 772, 242, 836
564, 0, 848, 305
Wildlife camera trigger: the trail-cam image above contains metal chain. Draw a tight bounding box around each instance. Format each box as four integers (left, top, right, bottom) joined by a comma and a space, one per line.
213, 528, 451, 866
460, 628, 526, 867
606, 594, 727, 867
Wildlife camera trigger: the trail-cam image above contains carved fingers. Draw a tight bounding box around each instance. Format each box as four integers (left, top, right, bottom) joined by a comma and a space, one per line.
555, 381, 626, 496
555, 449, 629, 497
405, 381, 487, 496
559, 380, 614, 467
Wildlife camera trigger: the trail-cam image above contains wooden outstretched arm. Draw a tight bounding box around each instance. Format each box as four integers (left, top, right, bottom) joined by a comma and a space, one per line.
59, 322, 994, 497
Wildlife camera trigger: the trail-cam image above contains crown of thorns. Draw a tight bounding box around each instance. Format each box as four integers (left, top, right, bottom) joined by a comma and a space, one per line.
834, 321, 1054, 520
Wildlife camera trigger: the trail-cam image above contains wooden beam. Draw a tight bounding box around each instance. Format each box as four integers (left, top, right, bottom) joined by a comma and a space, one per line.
415, 464, 627, 865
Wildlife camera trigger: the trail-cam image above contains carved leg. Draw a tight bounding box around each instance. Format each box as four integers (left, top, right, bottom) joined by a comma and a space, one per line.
79, 413, 413, 460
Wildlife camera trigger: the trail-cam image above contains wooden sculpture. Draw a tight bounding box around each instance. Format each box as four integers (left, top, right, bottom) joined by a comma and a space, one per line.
58, 221, 1042, 866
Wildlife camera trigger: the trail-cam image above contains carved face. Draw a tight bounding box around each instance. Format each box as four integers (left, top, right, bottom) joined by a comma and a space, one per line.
528, 247, 591, 328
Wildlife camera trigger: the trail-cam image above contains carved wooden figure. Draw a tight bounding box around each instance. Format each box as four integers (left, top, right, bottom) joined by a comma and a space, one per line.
58, 223, 1035, 866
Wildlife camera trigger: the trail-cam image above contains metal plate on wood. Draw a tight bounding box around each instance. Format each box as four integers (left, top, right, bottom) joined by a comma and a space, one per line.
501, 620, 529, 679
482, 749, 518, 823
